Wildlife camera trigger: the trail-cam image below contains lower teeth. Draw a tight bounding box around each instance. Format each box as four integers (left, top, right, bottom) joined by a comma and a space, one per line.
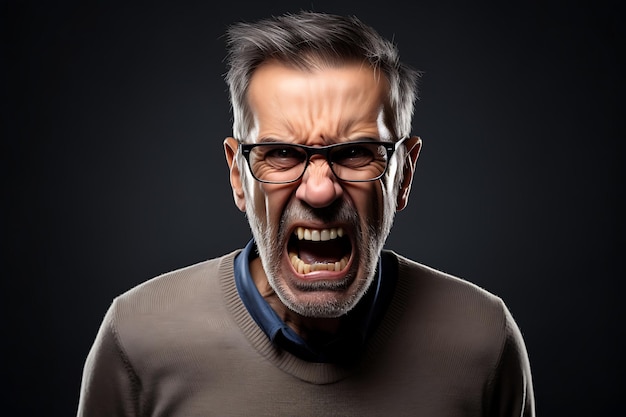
289, 253, 348, 274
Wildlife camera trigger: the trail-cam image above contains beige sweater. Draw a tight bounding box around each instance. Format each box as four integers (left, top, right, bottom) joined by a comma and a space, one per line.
77, 250, 534, 416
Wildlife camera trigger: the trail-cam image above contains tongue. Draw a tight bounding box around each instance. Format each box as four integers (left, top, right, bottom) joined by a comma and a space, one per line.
297, 239, 345, 264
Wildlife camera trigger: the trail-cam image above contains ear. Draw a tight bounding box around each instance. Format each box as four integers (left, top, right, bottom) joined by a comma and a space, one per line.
396, 136, 422, 211
224, 137, 246, 212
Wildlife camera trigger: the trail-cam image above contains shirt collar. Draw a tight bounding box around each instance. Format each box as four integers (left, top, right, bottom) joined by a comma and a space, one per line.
233, 239, 396, 363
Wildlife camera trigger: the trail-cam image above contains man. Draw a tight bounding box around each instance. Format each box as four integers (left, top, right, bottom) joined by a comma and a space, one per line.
77, 11, 534, 416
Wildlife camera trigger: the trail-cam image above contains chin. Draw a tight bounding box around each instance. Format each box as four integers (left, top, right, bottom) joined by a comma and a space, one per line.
263, 249, 373, 318
246, 195, 386, 318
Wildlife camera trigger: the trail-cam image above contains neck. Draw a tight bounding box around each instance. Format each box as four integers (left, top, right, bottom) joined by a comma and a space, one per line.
250, 257, 342, 340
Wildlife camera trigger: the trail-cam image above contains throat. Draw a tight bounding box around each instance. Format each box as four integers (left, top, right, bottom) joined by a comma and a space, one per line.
285, 314, 343, 340
296, 239, 345, 264
288, 236, 351, 273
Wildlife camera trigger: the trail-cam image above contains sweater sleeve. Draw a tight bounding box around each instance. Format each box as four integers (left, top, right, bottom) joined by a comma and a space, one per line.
76, 300, 140, 417
485, 302, 536, 417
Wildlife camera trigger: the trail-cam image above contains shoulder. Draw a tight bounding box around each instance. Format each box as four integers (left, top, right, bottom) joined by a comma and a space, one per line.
375, 252, 534, 414
96, 250, 243, 363
391, 251, 505, 311
111, 250, 240, 316
84, 250, 255, 395
99, 250, 242, 347
386, 250, 515, 359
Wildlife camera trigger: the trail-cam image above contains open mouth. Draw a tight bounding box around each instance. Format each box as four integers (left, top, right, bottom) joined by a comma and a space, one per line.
287, 226, 352, 275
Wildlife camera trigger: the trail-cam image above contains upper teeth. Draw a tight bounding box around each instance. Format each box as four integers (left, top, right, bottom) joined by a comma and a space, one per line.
294, 227, 344, 241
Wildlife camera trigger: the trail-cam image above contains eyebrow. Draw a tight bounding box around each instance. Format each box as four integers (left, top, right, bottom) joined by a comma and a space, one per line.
255, 136, 382, 145
256, 137, 289, 144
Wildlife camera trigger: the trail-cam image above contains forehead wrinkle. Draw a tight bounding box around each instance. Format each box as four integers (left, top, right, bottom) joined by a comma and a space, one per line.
277, 78, 347, 141
248, 62, 388, 143
301, 75, 384, 142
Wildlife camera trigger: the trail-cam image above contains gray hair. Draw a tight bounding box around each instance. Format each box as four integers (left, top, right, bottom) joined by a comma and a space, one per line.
224, 11, 420, 141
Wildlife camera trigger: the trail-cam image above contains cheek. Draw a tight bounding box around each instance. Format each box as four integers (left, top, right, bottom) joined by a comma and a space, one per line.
365, 180, 397, 235
346, 182, 386, 224
252, 183, 297, 225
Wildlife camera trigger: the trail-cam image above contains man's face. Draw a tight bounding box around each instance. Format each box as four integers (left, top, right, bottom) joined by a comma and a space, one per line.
227, 61, 410, 318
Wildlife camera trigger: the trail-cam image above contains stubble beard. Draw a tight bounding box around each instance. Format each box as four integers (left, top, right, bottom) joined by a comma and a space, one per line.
245, 196, 395, 318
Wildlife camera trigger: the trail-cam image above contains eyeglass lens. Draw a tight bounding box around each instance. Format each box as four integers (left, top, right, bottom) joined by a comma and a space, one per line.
246, 142, 390, 183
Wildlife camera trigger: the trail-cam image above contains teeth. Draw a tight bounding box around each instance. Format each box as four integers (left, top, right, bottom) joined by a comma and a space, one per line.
289, 252, 349, 274
290, 227, 349, 274
294, 226, 344, 242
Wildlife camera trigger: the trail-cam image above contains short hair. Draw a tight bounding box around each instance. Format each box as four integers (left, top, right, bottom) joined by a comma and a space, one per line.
224, 11, 420, 141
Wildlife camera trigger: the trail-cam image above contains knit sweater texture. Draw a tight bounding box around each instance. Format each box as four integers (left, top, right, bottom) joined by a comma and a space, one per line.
77, 249, 534, 416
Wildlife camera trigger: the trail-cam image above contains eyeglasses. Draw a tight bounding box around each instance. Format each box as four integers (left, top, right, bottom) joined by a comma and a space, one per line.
239, 138, 407, 184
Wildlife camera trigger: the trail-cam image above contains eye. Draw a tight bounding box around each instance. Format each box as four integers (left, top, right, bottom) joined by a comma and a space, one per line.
331, 143, 377, 167
260, 145, 306, 168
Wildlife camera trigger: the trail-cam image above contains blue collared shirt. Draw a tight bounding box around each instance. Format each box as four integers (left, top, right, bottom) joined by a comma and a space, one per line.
233, 239, 397, 363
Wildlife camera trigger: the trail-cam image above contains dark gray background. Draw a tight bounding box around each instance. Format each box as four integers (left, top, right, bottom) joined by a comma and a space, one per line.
4, 0, 623, 415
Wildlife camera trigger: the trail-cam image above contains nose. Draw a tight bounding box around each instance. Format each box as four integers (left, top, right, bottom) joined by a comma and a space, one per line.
295, 157, 343, 208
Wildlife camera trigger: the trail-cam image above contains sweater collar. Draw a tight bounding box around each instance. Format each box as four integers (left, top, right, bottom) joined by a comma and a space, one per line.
233, 239, 396, 363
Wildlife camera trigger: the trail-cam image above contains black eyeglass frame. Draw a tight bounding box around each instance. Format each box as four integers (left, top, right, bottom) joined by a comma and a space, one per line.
239, 137, 408, 184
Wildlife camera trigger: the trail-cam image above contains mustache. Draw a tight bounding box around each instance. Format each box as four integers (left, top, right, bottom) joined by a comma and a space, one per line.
278, 200, 359, 236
